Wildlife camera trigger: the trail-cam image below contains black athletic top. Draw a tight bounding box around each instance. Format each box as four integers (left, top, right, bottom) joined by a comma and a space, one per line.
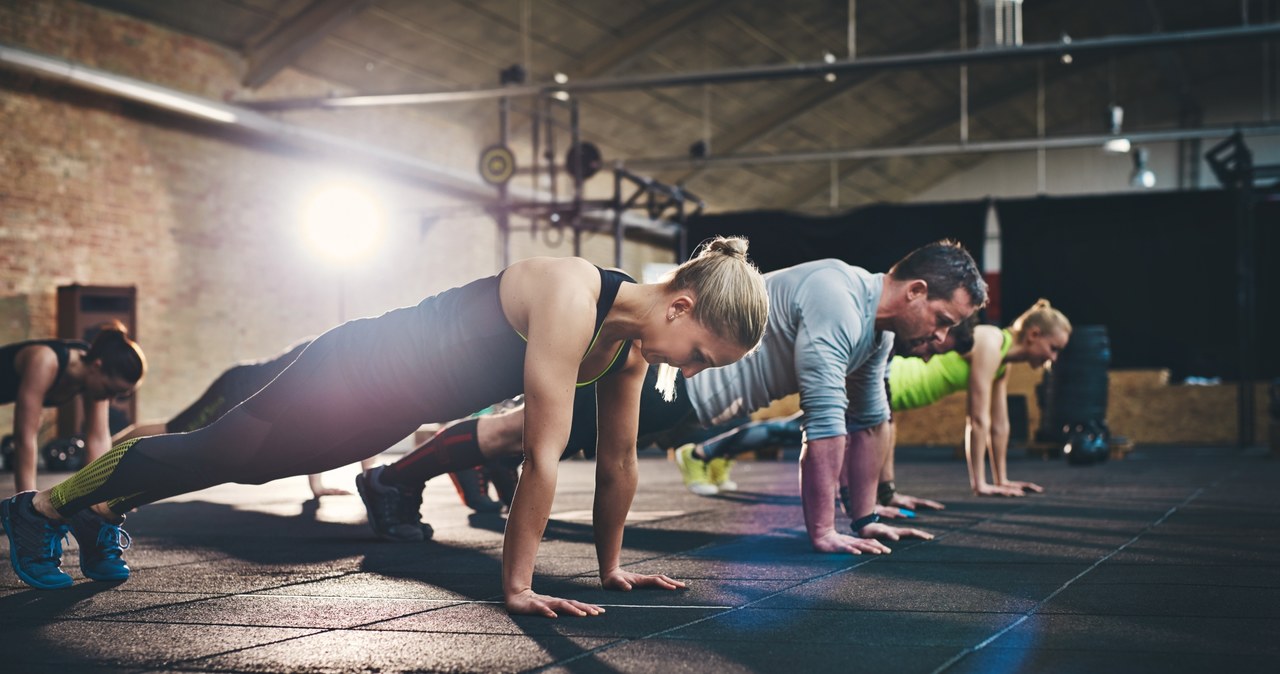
0, 339, 90, 407
220, 339, 313, 405
512, 267, 635, 388
317, 266, 635, 426
166, 339, 314, 434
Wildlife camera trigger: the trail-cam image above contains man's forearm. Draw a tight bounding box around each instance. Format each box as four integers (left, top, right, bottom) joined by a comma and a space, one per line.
799, 435, 847, 541
846, 422, 890, 525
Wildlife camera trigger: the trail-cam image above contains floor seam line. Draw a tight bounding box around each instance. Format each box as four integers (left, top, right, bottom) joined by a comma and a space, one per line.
526, 496, 1046, 671
930, 485, 1209, 674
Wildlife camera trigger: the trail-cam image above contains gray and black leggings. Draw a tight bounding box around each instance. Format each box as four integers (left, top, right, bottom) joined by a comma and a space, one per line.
50, 333, 423, 516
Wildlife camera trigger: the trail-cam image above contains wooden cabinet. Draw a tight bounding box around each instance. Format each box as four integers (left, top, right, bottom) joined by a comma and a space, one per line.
55, 285, 137, 438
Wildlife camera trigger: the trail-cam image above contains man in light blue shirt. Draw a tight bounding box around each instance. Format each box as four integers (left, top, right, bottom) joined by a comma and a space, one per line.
682, 243, 985, 553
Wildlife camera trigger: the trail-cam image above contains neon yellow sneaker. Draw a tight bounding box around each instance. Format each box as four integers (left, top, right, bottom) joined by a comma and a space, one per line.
675, 444, 717, 496
707, 457, 738, 492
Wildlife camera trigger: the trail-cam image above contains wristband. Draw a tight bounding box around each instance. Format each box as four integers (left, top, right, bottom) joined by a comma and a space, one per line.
877, 480, 897, 506
851, 512, 880, 536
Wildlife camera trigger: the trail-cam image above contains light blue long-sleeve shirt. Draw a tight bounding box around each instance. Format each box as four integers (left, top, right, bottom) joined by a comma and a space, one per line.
684, 259, 892, 441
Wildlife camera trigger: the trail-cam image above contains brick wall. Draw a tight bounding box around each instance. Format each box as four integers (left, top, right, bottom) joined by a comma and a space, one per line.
0, 0, 672, 443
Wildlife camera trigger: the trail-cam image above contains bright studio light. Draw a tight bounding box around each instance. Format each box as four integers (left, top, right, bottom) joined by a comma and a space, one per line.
1130, 147, 1156, 189
1102, 137, 1131, 154
302, 182, 386, 265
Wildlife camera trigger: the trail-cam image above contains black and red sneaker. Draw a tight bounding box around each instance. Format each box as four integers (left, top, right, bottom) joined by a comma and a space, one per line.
448, 467, 502, 513
483, 457, 522, 508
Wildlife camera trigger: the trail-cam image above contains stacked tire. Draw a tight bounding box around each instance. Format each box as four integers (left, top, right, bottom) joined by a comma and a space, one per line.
1047, 325, 1112, 465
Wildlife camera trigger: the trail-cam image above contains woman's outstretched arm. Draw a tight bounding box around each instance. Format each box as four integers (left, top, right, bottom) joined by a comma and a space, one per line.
594, 352, 685, 593
500, 258, 605, 618
965, 327, 1023, 497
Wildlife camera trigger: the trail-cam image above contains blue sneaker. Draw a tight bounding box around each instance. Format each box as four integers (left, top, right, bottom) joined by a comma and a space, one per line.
67, 509, 131, 582
1, 491, 73, 590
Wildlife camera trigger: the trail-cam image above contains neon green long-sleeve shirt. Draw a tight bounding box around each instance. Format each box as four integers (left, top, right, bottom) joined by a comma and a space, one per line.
889, 328, 1012, 411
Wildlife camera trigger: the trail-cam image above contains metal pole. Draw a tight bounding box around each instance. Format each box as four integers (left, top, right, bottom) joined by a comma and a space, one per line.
1236, 151, 1258, 447
530, 95, 541, 239
620, 122, 1280, 170
546, 96, 558, 211
499, 95, 511, 267
960, 0, 969, 144
521, 0, 532, 80
1036, 60, 1046, 192
613, 168, 624, 268
232, 24, 1280, 109
702, 84, 712, 156
1264, 0, 1273, 121
848, 0, 856, 60
829, 159, 839, 210
570, 97, 583, 257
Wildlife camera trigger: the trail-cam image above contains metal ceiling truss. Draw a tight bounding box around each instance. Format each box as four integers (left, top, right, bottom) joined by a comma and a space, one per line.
233, 18, 1280, 214
568, 0, 730, 80
492, 0, 730, 153
236, 23, 1280, 110
672, 24, 962, 187
777, 63, 1080, 209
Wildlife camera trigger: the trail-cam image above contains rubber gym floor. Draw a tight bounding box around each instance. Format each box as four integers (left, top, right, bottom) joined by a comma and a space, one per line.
2, 444, 1278, 673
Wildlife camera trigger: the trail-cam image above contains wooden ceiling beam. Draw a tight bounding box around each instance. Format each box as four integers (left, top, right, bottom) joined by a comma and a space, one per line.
243, 0, 376, 89
569, 0, 732, 79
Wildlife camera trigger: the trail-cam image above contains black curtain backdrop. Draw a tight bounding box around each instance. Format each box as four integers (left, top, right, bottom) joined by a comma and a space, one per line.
999, 190, 1277, 380
684, 192, 1273, 380
683, 202, 988, 274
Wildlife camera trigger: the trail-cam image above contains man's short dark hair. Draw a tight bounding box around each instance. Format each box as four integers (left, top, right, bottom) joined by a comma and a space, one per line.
951, 315, 979, 354
888, 240, 988, 308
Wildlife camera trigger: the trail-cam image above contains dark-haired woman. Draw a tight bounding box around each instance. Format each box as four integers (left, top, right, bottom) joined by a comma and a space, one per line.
1, 323, 146, 494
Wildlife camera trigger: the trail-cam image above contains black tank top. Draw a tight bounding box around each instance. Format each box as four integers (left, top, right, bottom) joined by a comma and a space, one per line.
510, 266, 635, 386
0, 339, 90, 407
584, 268, 635, 382
323, 266, 636, 425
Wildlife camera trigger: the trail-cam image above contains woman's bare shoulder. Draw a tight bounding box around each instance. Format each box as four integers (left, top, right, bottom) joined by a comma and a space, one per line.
973, 324, 1004, 348
964, 325, 1004, 371
14, 342, 57, 371
509, 255, 596, 275
504, 257, 599, 292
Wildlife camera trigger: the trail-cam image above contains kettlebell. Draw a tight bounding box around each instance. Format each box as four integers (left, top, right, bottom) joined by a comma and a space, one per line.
1063, 422, 1109, 466
0, 434, 14, 472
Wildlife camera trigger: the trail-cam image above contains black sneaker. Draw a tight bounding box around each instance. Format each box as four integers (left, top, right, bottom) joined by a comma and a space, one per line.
66, 509, 132, 582
448, 467, 502, 513
1, 491, 73, 590
355, 466, 426, 542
